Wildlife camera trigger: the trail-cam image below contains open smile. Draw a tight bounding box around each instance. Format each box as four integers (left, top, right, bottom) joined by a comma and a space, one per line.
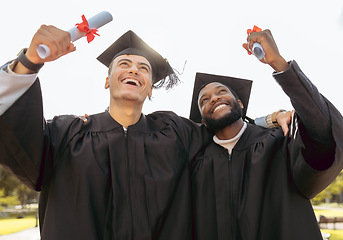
210, 102, 231, 114
121, 78, 142, 87
213, 104, 227, 113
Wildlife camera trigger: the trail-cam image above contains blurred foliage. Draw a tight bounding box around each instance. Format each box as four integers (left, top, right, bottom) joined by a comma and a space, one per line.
0, 189, 19, 211
0, 166, 39, 210
312, 170, 343, 205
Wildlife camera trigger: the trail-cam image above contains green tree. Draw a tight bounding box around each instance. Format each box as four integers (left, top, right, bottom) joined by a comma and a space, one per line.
0, 189, 20, 211
0, 166, 22, 196
312, 170, 343, 205
0, 166, 39, 209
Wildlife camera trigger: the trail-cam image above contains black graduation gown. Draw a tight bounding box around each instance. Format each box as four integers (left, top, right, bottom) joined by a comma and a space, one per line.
0, 79, 211, 240
191, 61, 343, 240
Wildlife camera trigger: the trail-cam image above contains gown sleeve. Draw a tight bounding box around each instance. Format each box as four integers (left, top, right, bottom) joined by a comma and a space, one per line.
0, 61, 38, 115
274, 61, 343, 198
0, 75, 81, 191
152, 111, 213, 161
178, 116, 213, 160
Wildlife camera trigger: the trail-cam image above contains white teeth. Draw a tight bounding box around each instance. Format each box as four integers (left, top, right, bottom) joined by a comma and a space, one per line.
213, 104, 226, 113
122, 78, 140, 86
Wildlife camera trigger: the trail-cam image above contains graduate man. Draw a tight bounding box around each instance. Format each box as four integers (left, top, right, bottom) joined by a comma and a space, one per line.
189, 29, 343, 240
0, 25, 210, 240
0, 25, 290, 239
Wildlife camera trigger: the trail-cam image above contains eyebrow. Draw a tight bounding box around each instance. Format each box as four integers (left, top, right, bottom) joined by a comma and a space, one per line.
117, 58, 152, 71
199, 85, 225, 103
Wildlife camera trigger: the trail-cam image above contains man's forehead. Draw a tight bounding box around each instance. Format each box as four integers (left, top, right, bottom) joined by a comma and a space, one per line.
113, 54, 151, 65
199, 82, 231, 96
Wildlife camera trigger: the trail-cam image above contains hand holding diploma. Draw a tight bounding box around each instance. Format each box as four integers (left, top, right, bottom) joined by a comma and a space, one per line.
13, 12, 113, 74
242, 26, 289, 72
37, 11, 113, 59
246, 25, 265, 60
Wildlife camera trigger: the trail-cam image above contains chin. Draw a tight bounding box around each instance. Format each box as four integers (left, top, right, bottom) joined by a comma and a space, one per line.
121, 93, 146, 102
204, 110, 242, 132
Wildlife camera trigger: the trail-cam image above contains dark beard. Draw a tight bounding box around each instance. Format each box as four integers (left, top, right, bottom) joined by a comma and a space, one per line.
202, 100, 242, 133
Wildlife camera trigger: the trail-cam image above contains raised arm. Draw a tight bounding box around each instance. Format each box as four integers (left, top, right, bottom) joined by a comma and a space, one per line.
13, 25, 75, 74
243, 28, 343, 198
0, 25, 76, 115
0, 25, 76, 189
243, 29, 332, 145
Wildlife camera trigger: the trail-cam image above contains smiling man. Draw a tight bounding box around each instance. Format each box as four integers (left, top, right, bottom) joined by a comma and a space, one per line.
189, 29, 343, 240
199, 82, 244, 138
0, 27, 213, 239
104, 54, 153, 127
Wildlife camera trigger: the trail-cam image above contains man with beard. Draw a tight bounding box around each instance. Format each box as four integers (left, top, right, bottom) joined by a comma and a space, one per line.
189, 29, 343, 240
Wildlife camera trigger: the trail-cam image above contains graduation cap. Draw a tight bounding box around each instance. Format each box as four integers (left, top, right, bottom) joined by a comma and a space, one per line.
189, 72, 253, 123
97, 30, 179, 89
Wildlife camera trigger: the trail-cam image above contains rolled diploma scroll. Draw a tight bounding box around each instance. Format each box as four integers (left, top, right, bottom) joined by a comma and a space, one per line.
37, 11, 113, 59
252, 42, 265, 60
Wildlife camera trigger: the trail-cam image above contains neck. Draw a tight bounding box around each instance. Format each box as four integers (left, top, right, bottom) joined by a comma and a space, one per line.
214, 118, 245, 140
108, 99, 143, 128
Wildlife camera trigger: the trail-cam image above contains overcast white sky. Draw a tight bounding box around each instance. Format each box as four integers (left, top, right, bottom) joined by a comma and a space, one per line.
1, 1, 343, 120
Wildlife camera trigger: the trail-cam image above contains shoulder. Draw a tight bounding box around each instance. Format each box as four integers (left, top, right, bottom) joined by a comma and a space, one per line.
47, 114, 84, 126
45, 114, 87, 138
147, 110, 179, 120
148, 110, 202, 129
146, 111, 184, 126
143, 111, 182, 131
247, 123, 283, 139
145, 111, 209, 142
47, 111, 120, 133
233, 123, 285, 150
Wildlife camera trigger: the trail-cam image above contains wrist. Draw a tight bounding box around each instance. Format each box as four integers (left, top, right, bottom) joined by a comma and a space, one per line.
266, 109, 286, 128
15, 48, 44, 73
270, 57, 289, 72
25, 47, 43, 64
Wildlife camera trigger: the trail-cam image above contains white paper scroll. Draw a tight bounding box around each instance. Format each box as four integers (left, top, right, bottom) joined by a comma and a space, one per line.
37, 11, 113, 59
252, 42, 265, 60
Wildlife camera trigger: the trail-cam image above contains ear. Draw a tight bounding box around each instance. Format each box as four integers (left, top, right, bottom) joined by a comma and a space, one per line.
201, 119, 207, 127
238, 99, 244, 109
148, 86, 153, 98
105, 77, 110, 89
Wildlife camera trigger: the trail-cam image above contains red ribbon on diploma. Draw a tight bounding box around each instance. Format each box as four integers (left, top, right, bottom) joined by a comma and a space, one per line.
247, 25, 262, 35
76, 15, 100, 43
246, 25, 262, 55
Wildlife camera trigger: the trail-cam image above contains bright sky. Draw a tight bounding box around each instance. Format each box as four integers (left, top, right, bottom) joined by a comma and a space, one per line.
1, 1, 343, 120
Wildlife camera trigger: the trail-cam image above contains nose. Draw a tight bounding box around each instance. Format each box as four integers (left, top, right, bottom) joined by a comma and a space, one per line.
128, 64, 139, 75
210, 94, 221, 105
